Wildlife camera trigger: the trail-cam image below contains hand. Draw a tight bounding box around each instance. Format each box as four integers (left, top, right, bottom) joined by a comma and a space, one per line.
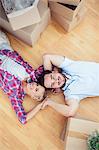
41, 98, 51, 109
37, 99, 47, 109
52, 88, 62, 94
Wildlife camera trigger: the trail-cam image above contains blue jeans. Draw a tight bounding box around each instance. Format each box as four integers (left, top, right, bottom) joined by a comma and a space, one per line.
0, 41, 13, 62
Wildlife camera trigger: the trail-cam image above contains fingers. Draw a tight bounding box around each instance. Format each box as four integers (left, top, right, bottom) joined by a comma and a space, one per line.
41, 103, 46, 109
41, 101, 47, 109
41, 99, 49, 109
40, 96, 52, 110
40, 98, 48, 108
43, 96, 49, 101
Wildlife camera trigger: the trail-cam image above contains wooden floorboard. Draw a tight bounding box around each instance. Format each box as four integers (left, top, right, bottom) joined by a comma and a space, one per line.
0, 0, 99, 149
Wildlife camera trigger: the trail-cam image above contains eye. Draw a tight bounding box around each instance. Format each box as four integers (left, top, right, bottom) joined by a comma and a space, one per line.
36, 83, 39, 86
58, 77, 60, 80
35, 88, 39, 92
50, 74, 53, 79
51, 82, 55, 88
38, 97, 40, 100
58, 82, 60, 85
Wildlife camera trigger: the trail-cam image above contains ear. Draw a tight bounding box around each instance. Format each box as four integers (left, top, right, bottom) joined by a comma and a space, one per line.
52, 67, 59, 73
52, 88, 62, 93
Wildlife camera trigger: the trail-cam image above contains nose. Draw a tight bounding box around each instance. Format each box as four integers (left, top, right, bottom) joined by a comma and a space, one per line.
53, 76, 57, 81
59, 77, 61, 83
30, 83, 36, 90
51, 78, 58, 86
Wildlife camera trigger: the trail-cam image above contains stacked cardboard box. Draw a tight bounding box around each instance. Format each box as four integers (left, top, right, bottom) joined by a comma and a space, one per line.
1, 0, 41, 31
49, 0, 81, 5
49, 0, 87, 32
63, 118, 99, 150
0, 0, 50, 46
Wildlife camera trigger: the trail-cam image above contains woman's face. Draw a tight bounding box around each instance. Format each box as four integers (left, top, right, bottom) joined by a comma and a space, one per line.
27, 82, 45, 101
44, 72, 65, 89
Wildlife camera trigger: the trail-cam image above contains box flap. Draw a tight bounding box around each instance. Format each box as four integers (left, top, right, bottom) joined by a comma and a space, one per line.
48, 0, 81, 6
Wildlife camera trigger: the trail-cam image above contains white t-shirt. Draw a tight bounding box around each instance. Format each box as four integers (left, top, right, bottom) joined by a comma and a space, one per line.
59, 57, 99, 101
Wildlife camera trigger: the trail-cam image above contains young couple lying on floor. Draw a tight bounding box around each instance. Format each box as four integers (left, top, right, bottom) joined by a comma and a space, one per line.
1, 30, 99, 124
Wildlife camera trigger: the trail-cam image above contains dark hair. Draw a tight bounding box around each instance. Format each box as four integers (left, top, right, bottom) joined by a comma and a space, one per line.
37, 67, 66, 89
37, 70, 52, 88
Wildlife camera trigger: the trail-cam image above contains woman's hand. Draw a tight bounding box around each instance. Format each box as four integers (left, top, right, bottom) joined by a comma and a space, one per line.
35, 99, 47, 110
26, 99, 48, 121
52, 88, 62, 94
41, 98, 52, 109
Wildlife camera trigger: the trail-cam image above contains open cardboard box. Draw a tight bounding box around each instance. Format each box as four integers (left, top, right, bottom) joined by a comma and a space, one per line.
63, 118, 99, 150
49, 0, 85, 21
0, 1, 50, 46
51, 5, 87, 32
1, 0, 47, 31
48, 0, 81, 6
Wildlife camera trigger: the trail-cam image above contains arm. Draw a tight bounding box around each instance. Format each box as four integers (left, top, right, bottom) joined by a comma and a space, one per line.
10, 97, 46, 124
41, 98, 79, 117
26, 100, 46, 121
43, 54, 65, 70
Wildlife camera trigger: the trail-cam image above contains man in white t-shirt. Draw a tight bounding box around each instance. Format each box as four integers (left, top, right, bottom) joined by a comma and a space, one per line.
40, 54, 99, 117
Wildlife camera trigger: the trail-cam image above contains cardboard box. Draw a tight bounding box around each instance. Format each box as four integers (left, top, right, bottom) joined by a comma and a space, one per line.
48, 0, 81, 6
64, 118, 99, 150
49, 0, 85, 21
52, 6, 87, 32
21, 8, 50, 46
1, 0, 48, 31
0, 1, 50, 46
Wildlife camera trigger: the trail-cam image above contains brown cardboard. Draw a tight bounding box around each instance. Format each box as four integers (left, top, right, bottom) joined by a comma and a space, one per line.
22, 8, 50, 46
52, 6, 87, 32
48, 0, 81, 5
0, 1, 50, 46
49, 0, 85, 21
64, 118, 99, 150
2, 0, 48, 31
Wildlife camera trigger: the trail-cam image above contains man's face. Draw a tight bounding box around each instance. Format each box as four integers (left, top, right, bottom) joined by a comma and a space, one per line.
44, 72, 65, 88
27, 82, 45, 101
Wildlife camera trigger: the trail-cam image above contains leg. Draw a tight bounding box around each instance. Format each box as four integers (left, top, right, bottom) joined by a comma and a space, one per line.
0, 29, 13, 51
0, 29, 13, 61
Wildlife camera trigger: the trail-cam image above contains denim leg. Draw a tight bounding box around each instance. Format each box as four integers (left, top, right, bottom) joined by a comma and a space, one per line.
0, 43, 13, 51
0, 30, 13, 52
0, 30, 13, 61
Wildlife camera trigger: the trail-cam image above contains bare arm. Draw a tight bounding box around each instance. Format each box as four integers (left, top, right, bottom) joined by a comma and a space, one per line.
42, 98, 79, 117
43, 54, 65, 70
26, 100, 46, 122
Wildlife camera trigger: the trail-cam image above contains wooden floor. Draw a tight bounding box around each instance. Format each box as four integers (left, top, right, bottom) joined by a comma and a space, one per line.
0, 0, 99, 149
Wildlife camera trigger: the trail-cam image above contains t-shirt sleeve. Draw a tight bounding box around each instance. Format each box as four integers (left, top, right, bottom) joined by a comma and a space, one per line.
64, 89, 87, 103
59, 57, 74, 70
